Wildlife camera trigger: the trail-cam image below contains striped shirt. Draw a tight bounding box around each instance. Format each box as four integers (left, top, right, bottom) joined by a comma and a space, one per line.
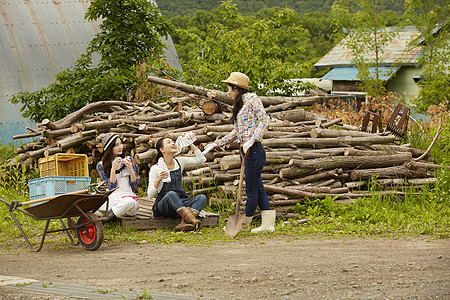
216, 93, 269, 146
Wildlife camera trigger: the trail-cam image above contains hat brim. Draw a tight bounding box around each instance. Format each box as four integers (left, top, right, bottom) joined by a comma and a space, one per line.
222, 79, 249, 90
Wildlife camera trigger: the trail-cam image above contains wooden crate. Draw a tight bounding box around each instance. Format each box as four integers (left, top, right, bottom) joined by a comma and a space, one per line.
39, 154, 88, 177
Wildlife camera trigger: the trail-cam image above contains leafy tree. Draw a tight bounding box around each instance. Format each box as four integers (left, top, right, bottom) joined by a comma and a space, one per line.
175, 0, 314, 95
10, 0, 172, 122
158, 0, 405, 17
332, 0, 399, 96
403, 0, 450, 112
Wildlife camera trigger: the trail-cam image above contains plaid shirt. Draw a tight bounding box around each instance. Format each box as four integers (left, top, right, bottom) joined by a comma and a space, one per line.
217, 93, 269, 147
96, 157, 139, 190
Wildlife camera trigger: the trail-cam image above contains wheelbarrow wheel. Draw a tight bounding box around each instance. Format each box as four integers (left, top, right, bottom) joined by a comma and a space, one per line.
76, 212, 104, 251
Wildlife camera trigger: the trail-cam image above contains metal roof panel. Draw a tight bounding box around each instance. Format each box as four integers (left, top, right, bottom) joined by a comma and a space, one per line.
315, 26, 423, 68
322, 66, 400, 81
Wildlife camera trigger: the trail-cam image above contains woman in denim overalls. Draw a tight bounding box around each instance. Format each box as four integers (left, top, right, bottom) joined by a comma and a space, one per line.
147, 137, 207, 232
203, 72, 276, 233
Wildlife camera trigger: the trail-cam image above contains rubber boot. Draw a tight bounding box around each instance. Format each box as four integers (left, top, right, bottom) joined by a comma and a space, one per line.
190, 208, 202, 231
174, 208, 200, 232
177, 207, 202, 231
174, 218, 194, 232
251, 210, 276, 233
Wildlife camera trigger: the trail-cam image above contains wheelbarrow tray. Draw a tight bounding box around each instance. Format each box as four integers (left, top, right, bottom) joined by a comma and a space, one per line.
1, 191, 113, 252
25, 193, 109, 220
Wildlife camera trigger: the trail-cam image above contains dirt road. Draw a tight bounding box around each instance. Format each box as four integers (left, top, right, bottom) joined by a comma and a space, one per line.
0, 237, 448, 299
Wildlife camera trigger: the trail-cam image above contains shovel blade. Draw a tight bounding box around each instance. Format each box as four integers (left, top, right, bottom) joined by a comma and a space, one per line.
224, 212, 246, 237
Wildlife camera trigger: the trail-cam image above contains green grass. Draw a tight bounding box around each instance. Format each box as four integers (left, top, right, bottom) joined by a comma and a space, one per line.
1, 121, 449, 252
2, 178, 447, 253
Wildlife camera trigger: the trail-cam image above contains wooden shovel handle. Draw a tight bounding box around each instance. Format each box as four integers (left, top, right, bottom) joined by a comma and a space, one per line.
236, 148, 251, 211
22, 189, 89, 206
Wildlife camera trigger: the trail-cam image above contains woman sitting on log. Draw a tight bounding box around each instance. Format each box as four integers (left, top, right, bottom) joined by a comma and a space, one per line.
147, 136, 207, 232
96, 133, 140, 221
203, 72, 276, 233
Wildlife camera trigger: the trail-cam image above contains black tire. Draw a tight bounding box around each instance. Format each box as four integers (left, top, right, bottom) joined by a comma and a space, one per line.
76, 212, 104, 251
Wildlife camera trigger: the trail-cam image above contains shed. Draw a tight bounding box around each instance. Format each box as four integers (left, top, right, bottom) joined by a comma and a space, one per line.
314, 26, 423, 101
0, 0, 181, 146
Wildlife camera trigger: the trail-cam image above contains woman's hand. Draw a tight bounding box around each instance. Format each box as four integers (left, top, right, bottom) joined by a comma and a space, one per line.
243, 139, 254, 154
123, 157, 133, 170
202, 142, 217, 155
157, 170, 169, 182
112, 157, 122, 171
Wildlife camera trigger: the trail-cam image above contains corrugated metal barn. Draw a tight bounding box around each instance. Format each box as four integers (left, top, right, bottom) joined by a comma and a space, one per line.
0, 0, 181, 146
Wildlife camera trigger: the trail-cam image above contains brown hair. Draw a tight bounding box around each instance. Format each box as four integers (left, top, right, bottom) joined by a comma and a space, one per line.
100, 135, 124, 178
152, 137, 168, 165
229, 84, 248, 123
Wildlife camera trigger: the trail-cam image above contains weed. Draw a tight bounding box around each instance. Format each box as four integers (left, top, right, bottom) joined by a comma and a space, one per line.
94, 288, 117, 294
136, 288, 153, 299
15, 282, 32, 287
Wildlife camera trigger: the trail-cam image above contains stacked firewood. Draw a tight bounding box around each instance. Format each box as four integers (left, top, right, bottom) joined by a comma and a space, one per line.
4, 76, 441, 215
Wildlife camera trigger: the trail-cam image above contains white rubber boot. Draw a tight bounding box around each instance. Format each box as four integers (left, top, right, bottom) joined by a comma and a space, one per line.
251, 210, 276, 233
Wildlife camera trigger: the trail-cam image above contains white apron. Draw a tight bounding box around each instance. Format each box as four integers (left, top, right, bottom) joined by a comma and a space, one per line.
99, 163, 139, 217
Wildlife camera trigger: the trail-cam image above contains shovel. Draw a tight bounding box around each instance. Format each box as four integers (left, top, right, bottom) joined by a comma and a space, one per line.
224, 148, 250, 237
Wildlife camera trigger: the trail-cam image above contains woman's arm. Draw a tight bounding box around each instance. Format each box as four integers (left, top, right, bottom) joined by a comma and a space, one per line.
125, 157, 139, 190
96, 162, 118, 190
147, 166, 159, 198
177, 146, 207, 169
250, 95, 269, 142
147, 165, 168, 198
215, 123, 238, 147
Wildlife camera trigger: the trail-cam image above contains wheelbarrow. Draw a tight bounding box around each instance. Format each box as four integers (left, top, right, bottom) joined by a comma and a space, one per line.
0, 189, 115, 252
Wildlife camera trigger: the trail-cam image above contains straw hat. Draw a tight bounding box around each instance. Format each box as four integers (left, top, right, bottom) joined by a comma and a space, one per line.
222, 72, 250, 90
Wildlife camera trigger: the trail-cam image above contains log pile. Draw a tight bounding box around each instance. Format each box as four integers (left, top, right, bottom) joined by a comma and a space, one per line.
3, 76, 441, 216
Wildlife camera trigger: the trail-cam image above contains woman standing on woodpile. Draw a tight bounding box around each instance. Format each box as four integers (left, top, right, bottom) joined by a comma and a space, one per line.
147, 137, 207, 232
203, 72, 276, 233
96, 133, 140, 221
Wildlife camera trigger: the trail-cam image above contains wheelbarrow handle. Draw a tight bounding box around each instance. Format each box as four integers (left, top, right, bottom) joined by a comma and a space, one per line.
11, 189, 90, 211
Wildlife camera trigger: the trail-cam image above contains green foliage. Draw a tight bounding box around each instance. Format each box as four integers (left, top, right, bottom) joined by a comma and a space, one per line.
332, 0, 399, 97
175, 0, 313, 95
0, 143, 15, 165
159, 0, 405, 18
10, 0, 172, 122
403, 0, 450, 112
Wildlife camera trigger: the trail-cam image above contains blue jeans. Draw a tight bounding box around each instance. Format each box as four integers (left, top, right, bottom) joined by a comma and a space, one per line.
156, 191, 207, 217
243, 142, 270, 216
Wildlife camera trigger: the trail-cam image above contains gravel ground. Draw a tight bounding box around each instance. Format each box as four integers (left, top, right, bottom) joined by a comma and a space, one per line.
0, 237, 449, 299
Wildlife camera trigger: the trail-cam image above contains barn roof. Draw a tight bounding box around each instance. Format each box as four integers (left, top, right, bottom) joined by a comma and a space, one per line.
0, 0, 181, 145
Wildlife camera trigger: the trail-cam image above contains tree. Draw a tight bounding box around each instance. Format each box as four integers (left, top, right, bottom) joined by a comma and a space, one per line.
403, 0, 450, 113
175, 0, 314, 95
332, 0, 399, 96
10, 0, 172, 122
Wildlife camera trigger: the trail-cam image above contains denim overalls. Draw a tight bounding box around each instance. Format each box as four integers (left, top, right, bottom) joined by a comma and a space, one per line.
153, 159, 206, 217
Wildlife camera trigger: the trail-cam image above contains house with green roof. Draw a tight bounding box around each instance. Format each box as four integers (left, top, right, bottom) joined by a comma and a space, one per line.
314, 26, 423, 103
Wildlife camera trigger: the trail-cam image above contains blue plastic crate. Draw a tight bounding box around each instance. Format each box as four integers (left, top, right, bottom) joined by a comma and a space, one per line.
29, 176, 91, 201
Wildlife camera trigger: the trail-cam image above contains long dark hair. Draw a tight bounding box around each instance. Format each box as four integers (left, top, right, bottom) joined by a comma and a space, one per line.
229, 84, 248, 123
101, 136, 124, 178
151, 137, 167, 165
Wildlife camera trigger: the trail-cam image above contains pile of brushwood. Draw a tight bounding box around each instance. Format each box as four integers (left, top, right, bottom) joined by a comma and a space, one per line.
3, 76, 444, 216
